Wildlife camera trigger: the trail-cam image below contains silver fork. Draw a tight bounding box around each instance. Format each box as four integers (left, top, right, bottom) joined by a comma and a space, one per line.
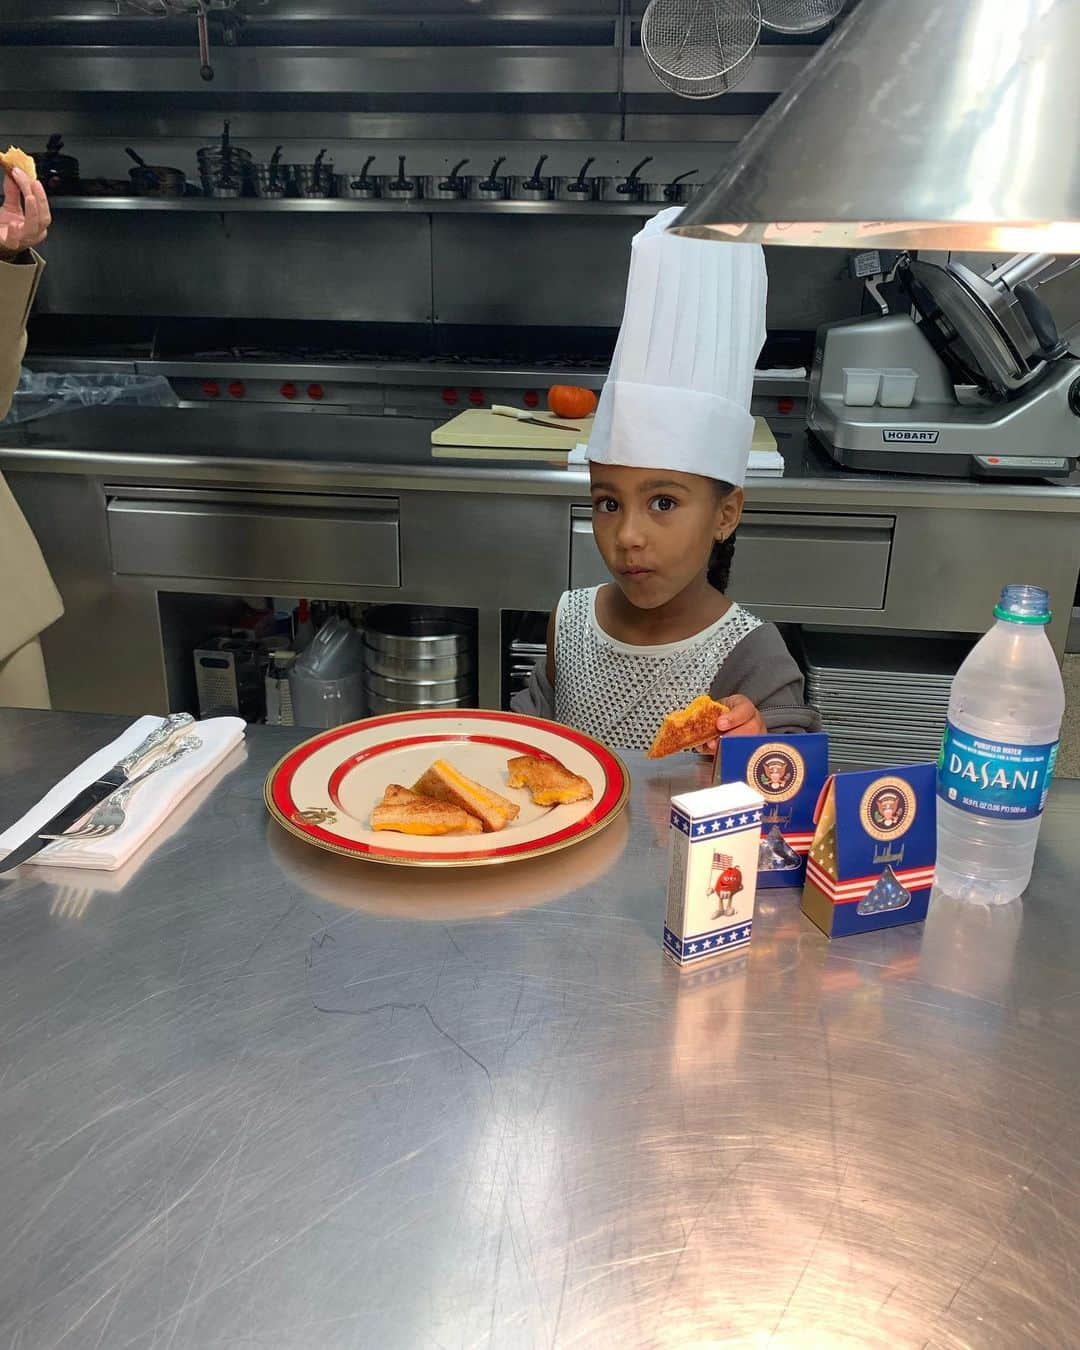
41, 734, 203, 849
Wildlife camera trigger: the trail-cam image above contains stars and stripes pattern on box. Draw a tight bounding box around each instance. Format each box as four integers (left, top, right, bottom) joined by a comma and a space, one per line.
664, 922, 753, 963
805, 857, 936, 905
670, 808, 763, 839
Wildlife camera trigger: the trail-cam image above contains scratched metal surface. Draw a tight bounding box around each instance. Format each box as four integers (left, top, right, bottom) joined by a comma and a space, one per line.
0, 709, 1077, 1350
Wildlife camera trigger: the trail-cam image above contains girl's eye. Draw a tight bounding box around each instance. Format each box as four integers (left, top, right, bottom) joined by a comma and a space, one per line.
650, 495, 678, 513
592, 498, 619, 514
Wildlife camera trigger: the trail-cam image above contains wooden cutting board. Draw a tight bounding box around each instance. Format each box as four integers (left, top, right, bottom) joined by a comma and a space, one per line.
431, 409, 778, 460
431, 409, 593, 451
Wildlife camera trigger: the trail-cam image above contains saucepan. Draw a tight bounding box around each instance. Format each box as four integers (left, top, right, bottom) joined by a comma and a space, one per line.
421, 158, 471, 201
553, 155, 599, 202
382, 154, 422, 201
511, 154, 552, 201
336, 155, 380, 200
597, 156, 652, 202
469, 155, 508, 201
639, 169, 699, 204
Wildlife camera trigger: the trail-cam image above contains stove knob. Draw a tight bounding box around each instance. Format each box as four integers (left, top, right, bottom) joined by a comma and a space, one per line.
468, 388, 485, 406
442, 388, 459, 405
227, 380, 245, 399
201, 380, 220, 399
307, 383, 325, 401
777, 396, 795, 415
523, 389, 540, 408
281, 382, 297, 400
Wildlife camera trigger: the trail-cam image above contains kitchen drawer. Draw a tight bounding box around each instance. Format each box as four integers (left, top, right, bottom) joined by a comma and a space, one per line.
107, 487, 400, 588
570, 507, 893, 610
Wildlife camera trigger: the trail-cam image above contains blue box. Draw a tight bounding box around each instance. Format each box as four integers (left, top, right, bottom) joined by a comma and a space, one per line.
713, 733, 830, 888
802, 763, 937, 938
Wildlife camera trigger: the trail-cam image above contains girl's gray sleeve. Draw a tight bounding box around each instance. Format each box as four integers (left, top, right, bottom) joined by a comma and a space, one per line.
711, 623, 821, 734
510, 658, 556, 721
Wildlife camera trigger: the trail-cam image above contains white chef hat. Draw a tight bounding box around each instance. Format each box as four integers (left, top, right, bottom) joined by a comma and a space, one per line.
587, 206, 767, 486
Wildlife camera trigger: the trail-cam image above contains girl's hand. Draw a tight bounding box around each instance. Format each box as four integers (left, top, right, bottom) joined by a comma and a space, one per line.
695, 694, 767, 754
0, 168, 50, 259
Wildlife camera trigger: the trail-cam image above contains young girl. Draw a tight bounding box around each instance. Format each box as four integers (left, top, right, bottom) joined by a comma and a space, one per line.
512, 208, 819, 751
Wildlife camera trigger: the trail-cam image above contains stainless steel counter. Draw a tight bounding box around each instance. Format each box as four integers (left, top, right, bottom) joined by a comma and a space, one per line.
1, 710, 1078, 1349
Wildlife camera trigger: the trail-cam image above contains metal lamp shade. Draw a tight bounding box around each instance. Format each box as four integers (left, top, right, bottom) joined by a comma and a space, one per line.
671, 0, 1080, 253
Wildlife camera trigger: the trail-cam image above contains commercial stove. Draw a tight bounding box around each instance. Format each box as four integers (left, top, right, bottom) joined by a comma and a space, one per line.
23, 318, 812, 426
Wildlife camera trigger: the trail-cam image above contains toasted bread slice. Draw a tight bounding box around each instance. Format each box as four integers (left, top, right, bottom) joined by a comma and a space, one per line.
371, 783, 482, 836
647, 695, 729, 759
506, 754, 593, 806
0, 147, 36, 182
412, 759, 520, 832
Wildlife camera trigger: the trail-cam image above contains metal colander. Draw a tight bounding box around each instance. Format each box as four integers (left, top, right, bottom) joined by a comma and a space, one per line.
759, 0, 844, 34
641, 0, 762, 100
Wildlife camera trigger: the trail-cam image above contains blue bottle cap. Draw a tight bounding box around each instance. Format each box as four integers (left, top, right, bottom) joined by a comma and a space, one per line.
993, 584, 1052, 625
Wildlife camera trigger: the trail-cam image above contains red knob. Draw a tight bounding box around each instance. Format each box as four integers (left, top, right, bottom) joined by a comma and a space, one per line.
442, 388, 459, 405
201, 380, 220, 399
468, 388, 485, 406
280, 382, 297, 400
777, 396, 795, 415
227, 381, 245, 399
523, 389, 540, 408
307, 383, 325, 401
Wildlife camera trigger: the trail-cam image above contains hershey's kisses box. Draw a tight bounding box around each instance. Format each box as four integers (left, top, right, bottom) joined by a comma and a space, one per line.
664, 782, 764, 969
801, 763, 937, 939
713, 733, 829, 888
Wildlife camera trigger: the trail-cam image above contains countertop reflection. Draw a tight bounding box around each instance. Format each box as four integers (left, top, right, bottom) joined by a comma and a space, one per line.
1, 711, 1077, 1350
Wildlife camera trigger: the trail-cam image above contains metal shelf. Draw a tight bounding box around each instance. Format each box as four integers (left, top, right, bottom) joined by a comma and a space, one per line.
52, 196, 664, 216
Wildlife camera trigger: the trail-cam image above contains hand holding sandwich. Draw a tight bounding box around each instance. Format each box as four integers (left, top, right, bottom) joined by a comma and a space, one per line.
697, 693, 767, 754
0, 161, 50, 261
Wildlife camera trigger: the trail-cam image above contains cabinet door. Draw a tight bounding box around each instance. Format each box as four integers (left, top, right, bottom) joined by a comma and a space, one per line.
570, 506, 894, 610
107, 487, 400, 588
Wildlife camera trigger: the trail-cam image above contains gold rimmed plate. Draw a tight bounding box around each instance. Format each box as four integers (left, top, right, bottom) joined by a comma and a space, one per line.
264, 709, 630, 868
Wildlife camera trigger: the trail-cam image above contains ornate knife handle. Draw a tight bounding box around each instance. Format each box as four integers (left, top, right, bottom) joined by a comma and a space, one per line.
115, 713, 196, 778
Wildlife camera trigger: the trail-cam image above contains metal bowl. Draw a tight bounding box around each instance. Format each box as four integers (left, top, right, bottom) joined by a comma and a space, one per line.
363, 670, 476, 706
365, 689, 474, 717
363, 640, 475, 683
363, 606, 473, 662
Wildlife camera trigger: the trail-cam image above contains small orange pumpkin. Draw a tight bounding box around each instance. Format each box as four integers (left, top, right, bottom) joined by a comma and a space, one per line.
548, 384, 598, 419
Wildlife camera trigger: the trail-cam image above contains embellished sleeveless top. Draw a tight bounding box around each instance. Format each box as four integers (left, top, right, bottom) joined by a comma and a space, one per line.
553, 586, 762, 750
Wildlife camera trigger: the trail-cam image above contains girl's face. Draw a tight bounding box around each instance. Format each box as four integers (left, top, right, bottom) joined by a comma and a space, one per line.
589, 463, 743, 610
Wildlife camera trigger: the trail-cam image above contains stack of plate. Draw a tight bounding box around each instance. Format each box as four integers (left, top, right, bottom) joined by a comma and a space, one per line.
362, 605, 476, 716
803, 632, 970, 768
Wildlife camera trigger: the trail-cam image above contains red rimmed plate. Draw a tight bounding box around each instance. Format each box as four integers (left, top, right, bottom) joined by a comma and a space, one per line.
264, 709, 631, 867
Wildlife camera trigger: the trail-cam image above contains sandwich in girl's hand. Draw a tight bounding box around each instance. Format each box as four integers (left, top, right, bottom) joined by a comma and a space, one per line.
510, 207, 820, 751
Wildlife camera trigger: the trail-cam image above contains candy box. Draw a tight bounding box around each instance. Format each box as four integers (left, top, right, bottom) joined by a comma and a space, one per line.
801, 763, 937, 938
663, 782, 764, 969
713, 733, 829, 888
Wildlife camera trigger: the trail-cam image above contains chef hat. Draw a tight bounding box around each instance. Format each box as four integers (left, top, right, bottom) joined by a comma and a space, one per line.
587, 206, 767, 485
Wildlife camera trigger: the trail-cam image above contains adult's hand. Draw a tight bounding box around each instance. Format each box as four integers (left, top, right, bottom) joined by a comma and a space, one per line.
0, 167, 51, 260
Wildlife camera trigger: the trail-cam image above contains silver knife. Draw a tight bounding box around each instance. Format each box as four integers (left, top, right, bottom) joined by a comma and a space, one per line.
490, 404, 587, 432
0, 713, 194, 875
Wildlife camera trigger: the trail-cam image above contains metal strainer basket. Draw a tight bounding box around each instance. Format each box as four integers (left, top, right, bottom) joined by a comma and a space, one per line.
641, 0, 762, 99
759, 0, 844, 34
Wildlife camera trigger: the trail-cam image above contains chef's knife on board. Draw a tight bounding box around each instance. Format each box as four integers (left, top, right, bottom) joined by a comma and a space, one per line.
0, 713, 194, 874
490, 404, 588, 432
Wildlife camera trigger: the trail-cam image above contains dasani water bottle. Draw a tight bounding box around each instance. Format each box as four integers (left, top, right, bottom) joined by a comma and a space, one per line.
936, 584, 1065, 905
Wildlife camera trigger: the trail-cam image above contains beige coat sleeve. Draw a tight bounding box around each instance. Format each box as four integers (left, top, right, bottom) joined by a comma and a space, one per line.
0, 249, 43, 418
0, 250, 63, 664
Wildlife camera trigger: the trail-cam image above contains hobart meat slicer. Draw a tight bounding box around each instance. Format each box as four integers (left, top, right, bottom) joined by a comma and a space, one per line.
808, 252, 1080, 477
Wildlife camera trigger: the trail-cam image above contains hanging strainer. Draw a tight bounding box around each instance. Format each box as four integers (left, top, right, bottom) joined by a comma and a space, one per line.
759, 0, 844, 35
641, 0, 762, 100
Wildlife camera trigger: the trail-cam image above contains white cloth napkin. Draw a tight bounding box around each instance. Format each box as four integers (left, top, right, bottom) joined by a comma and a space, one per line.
0, 714, 246, 871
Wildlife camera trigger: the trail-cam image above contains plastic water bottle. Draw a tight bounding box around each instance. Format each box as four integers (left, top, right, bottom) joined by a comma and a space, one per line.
936, 584, 1065, 905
